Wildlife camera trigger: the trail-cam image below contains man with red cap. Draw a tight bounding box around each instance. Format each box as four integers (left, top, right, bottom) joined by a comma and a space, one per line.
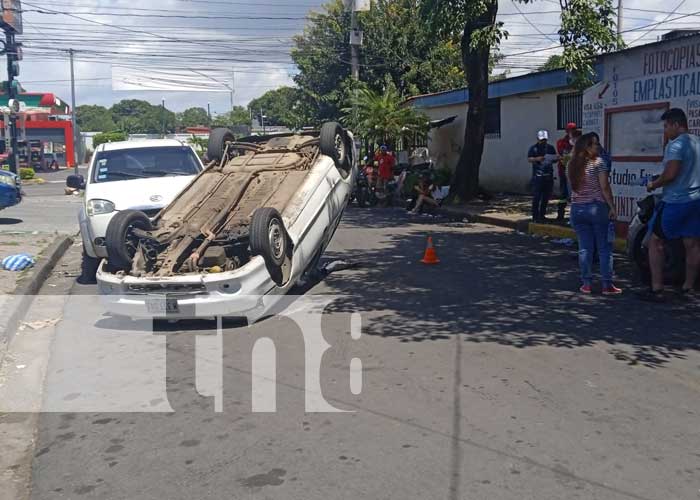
555, 122, 578, 220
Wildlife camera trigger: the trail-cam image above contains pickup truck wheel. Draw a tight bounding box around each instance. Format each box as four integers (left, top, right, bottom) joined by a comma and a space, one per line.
105, 210, 153, 272
208, 128, 235, 162
320, 122, 349, 171
250, 208, 288, 269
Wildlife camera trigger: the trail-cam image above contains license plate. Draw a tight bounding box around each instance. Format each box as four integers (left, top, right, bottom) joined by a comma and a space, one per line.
145, 296, 180, 315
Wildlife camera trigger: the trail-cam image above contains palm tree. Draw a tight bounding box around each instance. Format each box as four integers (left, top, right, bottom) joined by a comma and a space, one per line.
343, 82, 428, 147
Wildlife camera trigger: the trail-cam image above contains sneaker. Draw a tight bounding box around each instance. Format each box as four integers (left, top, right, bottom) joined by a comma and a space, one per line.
602, 285, 623, 296
579, 284, 592, 294
636, 289, 666, 303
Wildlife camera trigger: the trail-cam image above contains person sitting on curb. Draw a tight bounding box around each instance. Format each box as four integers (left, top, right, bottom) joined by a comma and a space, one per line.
639, 108, 700, 302
527, 130, 559, 223
410, 175, 439, 214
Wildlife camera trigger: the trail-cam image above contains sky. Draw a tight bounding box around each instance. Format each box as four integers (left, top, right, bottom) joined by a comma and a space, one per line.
13, 0, 700, 115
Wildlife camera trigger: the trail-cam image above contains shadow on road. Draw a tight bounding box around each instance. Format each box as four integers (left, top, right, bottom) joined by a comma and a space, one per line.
0, 217, 23, 225
324, 210, 699, 369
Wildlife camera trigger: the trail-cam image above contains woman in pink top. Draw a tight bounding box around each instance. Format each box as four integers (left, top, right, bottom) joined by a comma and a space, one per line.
568, 133, 622, 295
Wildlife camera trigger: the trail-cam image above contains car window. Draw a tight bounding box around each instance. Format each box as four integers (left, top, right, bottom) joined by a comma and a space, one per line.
92, 146, 201, 183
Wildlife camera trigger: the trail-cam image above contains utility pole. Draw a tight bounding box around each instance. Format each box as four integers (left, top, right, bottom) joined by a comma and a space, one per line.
5, 31, 19, 174
230, 71, 235, 113
260, 108, 266, 135
617, 0, 623, 36
161, 97, 166, 138
69, 48, 78, 174
207, 102, 211, 124
350, 4, 360, 80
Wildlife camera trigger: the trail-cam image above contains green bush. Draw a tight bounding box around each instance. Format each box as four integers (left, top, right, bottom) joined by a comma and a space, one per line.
19, 167, 35, 180
93, 131, 127, 148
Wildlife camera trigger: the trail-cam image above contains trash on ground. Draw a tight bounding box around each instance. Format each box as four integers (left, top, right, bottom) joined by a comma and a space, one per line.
323, 260, 362, 274
2, 254, 36, 271
19, 318, 62, 331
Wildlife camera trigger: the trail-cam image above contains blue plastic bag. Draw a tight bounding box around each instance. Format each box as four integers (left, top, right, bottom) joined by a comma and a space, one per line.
2, 254, 35, 271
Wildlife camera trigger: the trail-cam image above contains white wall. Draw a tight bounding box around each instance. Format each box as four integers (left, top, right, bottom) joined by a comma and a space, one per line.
422, 88, 574, 193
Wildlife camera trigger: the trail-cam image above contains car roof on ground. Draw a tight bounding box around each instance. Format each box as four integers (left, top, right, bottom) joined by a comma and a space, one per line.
98, 139, 188, 152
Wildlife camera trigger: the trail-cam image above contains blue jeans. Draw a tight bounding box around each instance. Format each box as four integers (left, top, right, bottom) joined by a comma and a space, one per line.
570, 202, 614, 287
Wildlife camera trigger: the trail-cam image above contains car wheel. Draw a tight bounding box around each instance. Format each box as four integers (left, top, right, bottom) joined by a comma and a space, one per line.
207, 128, 235, 163
320, 122, 350, 172
105, 210, 153, 272
250, 208, 288, 271
77, 250, 100, 285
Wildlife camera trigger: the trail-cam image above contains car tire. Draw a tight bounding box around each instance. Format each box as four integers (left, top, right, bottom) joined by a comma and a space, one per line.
320, 122, 350, 173
207, 128, 235, 163
77, 250, 100, 285
250, 208, 288, 271
105, 210, 153, 272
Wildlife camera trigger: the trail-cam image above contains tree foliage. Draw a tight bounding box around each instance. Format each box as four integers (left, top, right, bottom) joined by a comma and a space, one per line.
211, 106, 251, 128
247, 87, 314, 129
92, 131, 127, 148
342, 80, 428, 147
178, 107, 210, 128
291, 0, 465, 123
538, 54, 565, 72
76, 105, 117, 133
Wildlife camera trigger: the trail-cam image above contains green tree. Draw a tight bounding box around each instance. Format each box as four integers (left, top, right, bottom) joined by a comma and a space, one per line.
342, 80, 428, 147
110, 99, 177, 134
425, 0, 622, 201
538, 54, 565, 72
211, 106, 251, 128
178, 107, 210, 128
248, 87, 314, 129
76, 105, 116, 132
93, 131, 127, 148
291, 0, 465, 123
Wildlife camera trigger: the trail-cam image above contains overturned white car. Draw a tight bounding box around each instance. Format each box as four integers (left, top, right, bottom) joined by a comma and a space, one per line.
96, 123, 357, 319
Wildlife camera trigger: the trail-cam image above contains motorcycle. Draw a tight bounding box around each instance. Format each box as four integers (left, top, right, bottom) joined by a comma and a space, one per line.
627, 192, 686, 285
352, 168, 374, 207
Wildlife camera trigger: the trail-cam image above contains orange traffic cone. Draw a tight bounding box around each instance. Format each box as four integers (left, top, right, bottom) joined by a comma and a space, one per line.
420, 236, 440, 265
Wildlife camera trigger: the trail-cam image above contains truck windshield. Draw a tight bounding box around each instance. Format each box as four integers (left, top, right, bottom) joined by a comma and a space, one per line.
92, 146, 201, 183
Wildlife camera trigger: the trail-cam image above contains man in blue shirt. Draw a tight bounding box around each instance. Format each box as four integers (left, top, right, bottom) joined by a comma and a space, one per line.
642, 108, 700, 301
527, 130, 559, 222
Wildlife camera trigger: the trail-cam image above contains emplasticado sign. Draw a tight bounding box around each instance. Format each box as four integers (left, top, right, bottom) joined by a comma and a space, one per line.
1, 0, 22, 35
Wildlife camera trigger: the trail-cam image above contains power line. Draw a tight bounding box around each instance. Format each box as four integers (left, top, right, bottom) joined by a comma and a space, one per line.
627, 0, 688, 45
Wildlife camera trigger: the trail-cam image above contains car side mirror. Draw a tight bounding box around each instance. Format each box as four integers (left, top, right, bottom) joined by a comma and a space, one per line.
66, 174, 85, 190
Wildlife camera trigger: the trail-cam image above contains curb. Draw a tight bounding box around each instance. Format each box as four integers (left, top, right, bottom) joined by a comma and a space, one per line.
528, 223, 627, 252
0, 235, 74, 365
437, 206, 627, 252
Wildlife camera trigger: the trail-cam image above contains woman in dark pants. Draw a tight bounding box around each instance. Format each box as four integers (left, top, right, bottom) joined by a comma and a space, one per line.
568, 133, 622, 295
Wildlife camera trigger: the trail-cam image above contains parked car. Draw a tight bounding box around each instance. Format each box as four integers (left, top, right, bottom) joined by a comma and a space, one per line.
96, 123, 357, 320
0, 169, 22, 210
67, 139, 204, 283
627, 193, 686, 284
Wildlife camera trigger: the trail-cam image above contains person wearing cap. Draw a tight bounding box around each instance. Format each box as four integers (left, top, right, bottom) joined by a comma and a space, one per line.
375, 144, 396, 192
555, 123, 578, 220
528, 130, 559, 222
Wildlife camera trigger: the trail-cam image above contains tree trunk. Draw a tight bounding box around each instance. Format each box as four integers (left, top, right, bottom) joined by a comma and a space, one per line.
451, 0, 498, 201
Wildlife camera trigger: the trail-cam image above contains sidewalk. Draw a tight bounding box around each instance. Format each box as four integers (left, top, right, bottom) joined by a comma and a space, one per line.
437, 193, 627, 252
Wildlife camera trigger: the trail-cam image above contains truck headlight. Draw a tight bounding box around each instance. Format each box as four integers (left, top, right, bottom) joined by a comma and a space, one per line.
87, 199, 115, 216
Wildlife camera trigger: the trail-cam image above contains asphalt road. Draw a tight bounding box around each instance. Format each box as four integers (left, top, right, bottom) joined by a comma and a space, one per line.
2, 208, 699, 500
0, 168, 84, 235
